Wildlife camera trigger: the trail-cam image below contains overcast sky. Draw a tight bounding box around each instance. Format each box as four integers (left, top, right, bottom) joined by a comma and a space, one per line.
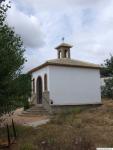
4, 0, 113, 72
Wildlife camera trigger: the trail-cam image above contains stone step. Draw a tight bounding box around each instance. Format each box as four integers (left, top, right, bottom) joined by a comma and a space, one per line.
29, 106, 44, 109
24, 110, 48, 112
21, 106, 49, 116
27, 108, 46, 110
20, 112, 48, 117
28, 107, 46, 110
32, 105, 43, 107
26, 110, 48, 112
22, 111, 48, 115
20, 114, 47, 117
27, 109, 46, 112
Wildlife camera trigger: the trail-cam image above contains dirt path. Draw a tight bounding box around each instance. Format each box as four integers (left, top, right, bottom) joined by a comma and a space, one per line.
1, 108, 49, 127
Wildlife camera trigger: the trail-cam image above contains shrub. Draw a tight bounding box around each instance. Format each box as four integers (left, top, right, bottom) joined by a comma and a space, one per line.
101, 77, 113, 98
24, 100, 30, 110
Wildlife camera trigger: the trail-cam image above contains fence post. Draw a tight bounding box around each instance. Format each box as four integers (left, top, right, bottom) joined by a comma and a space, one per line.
6, 124, 10, 147
12, 119, 17, 139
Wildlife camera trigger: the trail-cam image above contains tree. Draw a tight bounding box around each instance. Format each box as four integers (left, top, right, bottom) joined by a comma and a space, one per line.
101, 55, 113, 98
100, 54, 113, 77
0, 2, 31, 117
101, 78, 113, 98
11, 74, 31, 109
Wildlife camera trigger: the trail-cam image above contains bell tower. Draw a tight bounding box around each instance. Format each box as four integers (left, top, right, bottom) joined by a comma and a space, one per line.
55, 42, 73, 59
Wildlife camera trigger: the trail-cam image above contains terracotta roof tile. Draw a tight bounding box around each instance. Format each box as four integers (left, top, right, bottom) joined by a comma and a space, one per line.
28, 58, 100, 73
46, 58, 99, 67
55, 43, 73, 49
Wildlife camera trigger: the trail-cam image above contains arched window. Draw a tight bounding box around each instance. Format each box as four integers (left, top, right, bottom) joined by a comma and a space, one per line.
44, 74, 48, 91
64, 49, 67, 58
32, 78, 35, 93
59, 51, 61, 58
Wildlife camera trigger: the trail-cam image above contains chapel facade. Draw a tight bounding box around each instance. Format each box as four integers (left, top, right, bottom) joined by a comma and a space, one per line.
28, 42, 101, 113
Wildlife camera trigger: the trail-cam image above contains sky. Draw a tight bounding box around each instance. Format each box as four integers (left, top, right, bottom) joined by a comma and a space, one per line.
3, 0, 113, 72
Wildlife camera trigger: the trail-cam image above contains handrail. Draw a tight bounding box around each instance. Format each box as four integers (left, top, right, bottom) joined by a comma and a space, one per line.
42, 92, 52, 113
42, 94, 49, 104
31, 93, 36, 104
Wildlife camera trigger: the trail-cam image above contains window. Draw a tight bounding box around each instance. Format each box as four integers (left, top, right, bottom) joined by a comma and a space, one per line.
32, 78, 35, 93
44, 74, 48, 91
59, 51, 61, 58
64, 50, 67, 58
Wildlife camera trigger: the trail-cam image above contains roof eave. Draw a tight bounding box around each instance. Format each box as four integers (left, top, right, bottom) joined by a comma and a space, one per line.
28, 62, 48, 74
28, 62, 100, 74
55, 44, 73, 49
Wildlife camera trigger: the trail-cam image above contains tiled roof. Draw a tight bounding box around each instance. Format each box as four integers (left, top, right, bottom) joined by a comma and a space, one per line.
28, 58, 100, 73
55, 43, 73, 49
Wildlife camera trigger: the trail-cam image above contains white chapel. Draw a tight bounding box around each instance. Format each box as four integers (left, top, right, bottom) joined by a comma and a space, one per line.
28, 42, 101, 113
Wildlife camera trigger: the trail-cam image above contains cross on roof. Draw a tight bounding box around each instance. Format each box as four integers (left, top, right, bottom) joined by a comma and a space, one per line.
62, 37, 65, 43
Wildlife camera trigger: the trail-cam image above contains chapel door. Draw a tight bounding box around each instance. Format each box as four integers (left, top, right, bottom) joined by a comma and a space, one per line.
36, 76, 42, 104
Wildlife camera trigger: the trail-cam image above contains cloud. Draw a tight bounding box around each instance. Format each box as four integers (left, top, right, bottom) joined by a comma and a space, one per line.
6, 3, 45, 49
5, 0, 113, 72
14, 0, 108, 12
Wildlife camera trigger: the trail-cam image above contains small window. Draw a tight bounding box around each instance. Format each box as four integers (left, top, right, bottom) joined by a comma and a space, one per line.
64, 50, 67, 58
59, 51, 61, 58
32, 78, 35, 93
44, 74, 48, 91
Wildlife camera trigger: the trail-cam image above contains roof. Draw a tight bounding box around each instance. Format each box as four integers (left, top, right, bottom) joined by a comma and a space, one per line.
55, 43, 73, 49
28, 58, 100, 73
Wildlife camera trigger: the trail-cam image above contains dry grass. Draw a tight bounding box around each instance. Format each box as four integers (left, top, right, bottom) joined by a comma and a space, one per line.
3, 99, 113, 150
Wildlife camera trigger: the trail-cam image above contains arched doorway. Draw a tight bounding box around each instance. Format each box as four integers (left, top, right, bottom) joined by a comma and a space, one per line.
44, 74, 48, 91
36, 76, 43, 104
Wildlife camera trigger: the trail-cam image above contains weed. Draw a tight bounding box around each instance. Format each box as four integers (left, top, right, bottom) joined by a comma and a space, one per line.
20, 143, 36, 150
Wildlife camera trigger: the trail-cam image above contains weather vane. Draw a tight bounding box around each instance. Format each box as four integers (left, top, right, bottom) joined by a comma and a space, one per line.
62, 37, 65, 43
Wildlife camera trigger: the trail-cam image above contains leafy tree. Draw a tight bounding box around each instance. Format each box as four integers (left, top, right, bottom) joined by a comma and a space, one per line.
101, 55, 113, 98
11, 74, 31, 109
101, 78, 113, 98
100, 55, 113, 77
0, 2, 31, 117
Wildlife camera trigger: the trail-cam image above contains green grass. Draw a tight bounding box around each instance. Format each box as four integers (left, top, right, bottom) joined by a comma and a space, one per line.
50, 106, 86, 124
19, 143, 36, 150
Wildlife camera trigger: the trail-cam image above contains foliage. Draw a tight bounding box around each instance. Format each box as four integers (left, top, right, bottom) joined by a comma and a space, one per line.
0, 2, 28, 117
101, 77, 113, 98
101, 55, 113, 98
100, 55, 113, 77
101, 67, 111, 77
11, 74, 32, 109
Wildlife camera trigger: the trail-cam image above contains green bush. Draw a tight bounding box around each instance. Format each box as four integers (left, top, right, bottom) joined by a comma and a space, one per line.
101, 77, 113, 98
24, 100, 30, 110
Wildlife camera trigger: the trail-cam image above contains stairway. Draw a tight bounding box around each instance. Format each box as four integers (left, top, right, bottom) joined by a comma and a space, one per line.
21, 105, 49, 116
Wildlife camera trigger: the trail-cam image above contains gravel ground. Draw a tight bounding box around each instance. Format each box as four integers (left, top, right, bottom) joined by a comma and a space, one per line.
1, 108, 49, 127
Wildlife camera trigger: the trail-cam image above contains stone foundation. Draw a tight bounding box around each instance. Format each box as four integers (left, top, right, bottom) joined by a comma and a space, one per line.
30, 92, 102, 115
42, 91, 52, 113
50, 103, 102, 114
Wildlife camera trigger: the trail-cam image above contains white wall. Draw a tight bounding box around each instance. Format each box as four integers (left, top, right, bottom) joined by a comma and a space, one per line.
32, 66, 50, 93
49, 66, 101, 105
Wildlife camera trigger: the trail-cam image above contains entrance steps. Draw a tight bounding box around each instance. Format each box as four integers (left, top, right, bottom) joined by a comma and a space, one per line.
21, 105, 49, 116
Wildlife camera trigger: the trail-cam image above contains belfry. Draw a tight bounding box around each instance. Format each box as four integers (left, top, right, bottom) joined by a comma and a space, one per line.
55, 43, 72, 59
